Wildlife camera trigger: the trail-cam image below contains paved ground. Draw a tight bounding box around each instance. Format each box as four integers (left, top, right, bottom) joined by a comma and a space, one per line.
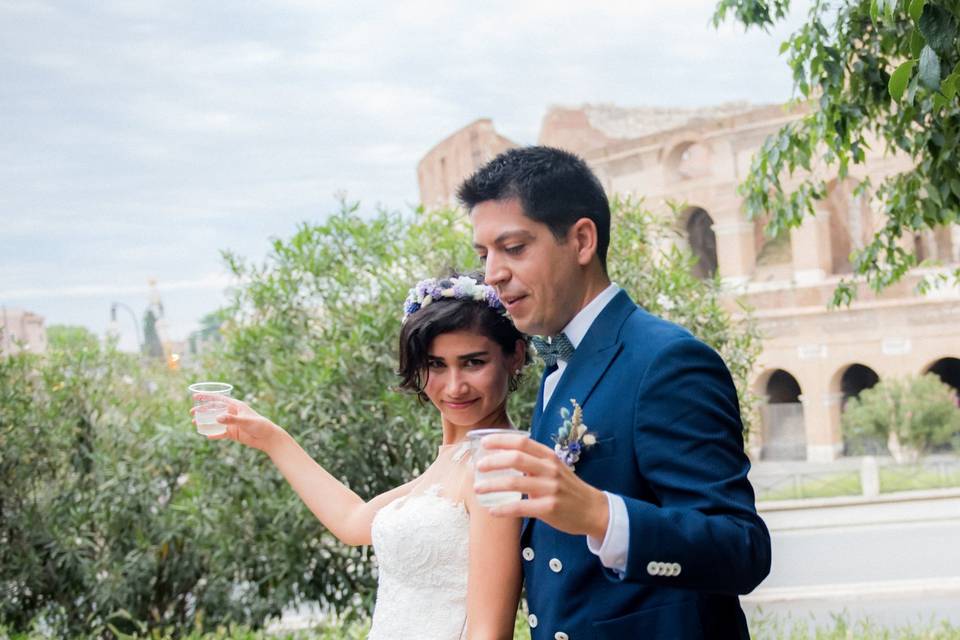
744, 491, 960, 628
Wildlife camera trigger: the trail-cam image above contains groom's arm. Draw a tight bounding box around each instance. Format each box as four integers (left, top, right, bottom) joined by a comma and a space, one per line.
612, 337, 771, 594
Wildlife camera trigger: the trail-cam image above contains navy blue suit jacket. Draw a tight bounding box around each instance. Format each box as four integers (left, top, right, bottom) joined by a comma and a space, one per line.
522, 290, 770, 640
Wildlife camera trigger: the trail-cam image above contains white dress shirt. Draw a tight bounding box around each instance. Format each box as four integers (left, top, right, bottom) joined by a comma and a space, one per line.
541, 283, 629, 575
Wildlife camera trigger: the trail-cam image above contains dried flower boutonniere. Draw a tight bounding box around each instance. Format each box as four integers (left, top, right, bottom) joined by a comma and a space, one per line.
552, 399, 596, 470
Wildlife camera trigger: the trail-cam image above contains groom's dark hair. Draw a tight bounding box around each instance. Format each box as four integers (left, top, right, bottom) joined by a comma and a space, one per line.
396, 271, 530, 403
457, 146, 611, 271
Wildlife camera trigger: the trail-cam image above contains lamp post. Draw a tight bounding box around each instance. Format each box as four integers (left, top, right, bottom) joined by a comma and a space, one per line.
109, 302, 143, 351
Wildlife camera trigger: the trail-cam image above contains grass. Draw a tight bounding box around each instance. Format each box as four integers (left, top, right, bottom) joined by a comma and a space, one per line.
749, 611, 960, 639
755, 463, 960, 502
756, 471, 862, 501
4, 613, 959, 639
879, 465, 960, 493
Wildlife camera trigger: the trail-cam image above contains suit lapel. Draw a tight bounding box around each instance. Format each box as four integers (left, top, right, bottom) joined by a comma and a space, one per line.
521, 290, 636, 539
537, 290, 635, 441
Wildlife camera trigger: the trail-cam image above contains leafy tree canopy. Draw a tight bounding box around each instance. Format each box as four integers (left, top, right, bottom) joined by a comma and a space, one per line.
714, 0, 960, 305
45, 324, 100, 352
842, 373, 960, 452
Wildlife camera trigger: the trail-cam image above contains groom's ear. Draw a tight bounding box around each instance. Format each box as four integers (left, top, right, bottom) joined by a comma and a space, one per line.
570, 218, 599, 267
512, 338, 527, 369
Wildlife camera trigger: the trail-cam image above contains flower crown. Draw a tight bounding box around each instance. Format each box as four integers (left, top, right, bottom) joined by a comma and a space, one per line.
402, 275, 505, 321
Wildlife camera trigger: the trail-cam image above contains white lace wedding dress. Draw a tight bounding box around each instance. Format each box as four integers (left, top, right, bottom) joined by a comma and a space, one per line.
368, 443, 472, 639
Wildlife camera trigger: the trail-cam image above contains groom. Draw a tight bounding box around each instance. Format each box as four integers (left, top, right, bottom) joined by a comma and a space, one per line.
462, 147, 770, 639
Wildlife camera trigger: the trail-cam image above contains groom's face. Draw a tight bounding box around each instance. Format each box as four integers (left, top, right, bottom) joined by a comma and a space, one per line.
471, 198, 583, 336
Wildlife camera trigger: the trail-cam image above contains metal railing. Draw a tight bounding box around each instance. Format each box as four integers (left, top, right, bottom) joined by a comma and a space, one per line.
752, 456, 960, 502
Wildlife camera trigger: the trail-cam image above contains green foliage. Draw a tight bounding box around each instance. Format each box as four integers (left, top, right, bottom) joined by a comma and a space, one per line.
0, 334, 339, 635
1, 336, 205, 634
46, 325, 100, 352
713, 0, 960, 306
842, 373, 960, 453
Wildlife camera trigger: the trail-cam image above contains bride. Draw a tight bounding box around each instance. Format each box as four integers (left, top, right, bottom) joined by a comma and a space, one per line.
194, 273, 528, 639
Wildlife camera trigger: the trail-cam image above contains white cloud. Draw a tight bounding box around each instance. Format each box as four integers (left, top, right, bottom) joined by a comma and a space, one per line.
1, 0, 809, 340
0, 272, 237, 300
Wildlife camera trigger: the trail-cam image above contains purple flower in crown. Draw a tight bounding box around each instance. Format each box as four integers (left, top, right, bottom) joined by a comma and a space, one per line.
402, 275, 508, 323
451, 279, 470, 297
485, 286, 504, 311
416, 279, 442, 301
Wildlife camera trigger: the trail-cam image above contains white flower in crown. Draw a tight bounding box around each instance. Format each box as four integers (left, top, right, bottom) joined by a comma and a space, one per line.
402, 275, 505, 322
450, 275, 482, 299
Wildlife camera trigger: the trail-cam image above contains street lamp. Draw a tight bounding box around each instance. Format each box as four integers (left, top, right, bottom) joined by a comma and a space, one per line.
109, 302, 143, 351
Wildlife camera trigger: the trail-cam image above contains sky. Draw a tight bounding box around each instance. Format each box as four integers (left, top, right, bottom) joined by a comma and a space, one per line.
0, 0, 808, 352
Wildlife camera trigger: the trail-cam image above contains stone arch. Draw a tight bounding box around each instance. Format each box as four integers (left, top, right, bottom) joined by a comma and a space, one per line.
755, 368, 806, 460
821, 178, 872, 274
914, 227, 956, 264
663, 139, 712, 182
831, 363, 883, 455
679, 206, 718, 279
837, 363, 881, 407
752, 214, 793, 269
924, 357, 960, 396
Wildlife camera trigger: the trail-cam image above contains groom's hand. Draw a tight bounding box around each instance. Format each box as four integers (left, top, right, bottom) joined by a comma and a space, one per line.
474, 434, 610, 540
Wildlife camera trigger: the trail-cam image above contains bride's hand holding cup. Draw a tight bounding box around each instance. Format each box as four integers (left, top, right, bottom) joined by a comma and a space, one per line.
190, 395, 286, 454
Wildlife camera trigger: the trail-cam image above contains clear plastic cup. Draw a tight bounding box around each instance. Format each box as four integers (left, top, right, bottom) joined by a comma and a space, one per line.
468, 428, 529, 508
188, 382, 233, 436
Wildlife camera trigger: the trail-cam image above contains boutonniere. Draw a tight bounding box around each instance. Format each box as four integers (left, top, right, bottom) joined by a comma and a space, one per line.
552, 399, 597, 470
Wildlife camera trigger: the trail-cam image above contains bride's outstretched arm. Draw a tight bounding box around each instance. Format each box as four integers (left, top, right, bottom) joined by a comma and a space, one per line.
195, 396, 415, 547
463, 479, 523, 640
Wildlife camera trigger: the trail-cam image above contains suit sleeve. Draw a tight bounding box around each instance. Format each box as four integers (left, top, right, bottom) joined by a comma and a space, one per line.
616, 337, 771, 594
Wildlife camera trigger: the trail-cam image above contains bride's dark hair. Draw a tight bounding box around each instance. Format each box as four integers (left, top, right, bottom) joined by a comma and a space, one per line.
396, 271, 529, 402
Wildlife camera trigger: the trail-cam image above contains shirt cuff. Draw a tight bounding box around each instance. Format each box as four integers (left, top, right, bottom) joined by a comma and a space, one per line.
586, 491, 629, 575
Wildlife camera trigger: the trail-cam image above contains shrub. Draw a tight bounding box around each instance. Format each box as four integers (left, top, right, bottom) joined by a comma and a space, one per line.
842, 374, 960, 455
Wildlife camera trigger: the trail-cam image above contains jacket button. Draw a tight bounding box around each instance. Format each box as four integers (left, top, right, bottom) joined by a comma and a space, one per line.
646, 560, 659, 576
549, 558, 563, 573
528, 613, 538, 628
673, 562, 682, 576
554, 633, 569, 640
522, 547, 535, 561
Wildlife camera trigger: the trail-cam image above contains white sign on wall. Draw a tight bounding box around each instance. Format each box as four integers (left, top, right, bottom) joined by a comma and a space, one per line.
797, 344, 828, 360
881, 337, 912, 355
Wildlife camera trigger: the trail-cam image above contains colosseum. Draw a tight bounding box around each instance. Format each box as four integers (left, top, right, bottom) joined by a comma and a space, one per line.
417, 103, 960, 462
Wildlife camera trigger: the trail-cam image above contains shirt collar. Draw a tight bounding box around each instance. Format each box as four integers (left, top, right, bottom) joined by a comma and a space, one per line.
561, 282, 620, 349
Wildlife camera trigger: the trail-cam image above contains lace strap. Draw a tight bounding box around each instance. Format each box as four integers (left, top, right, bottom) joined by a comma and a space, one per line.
451, 443, 475, 507
451, 441, 472, 463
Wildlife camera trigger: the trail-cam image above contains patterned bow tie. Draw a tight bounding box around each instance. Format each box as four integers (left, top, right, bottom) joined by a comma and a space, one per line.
531, 333, 575, 368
